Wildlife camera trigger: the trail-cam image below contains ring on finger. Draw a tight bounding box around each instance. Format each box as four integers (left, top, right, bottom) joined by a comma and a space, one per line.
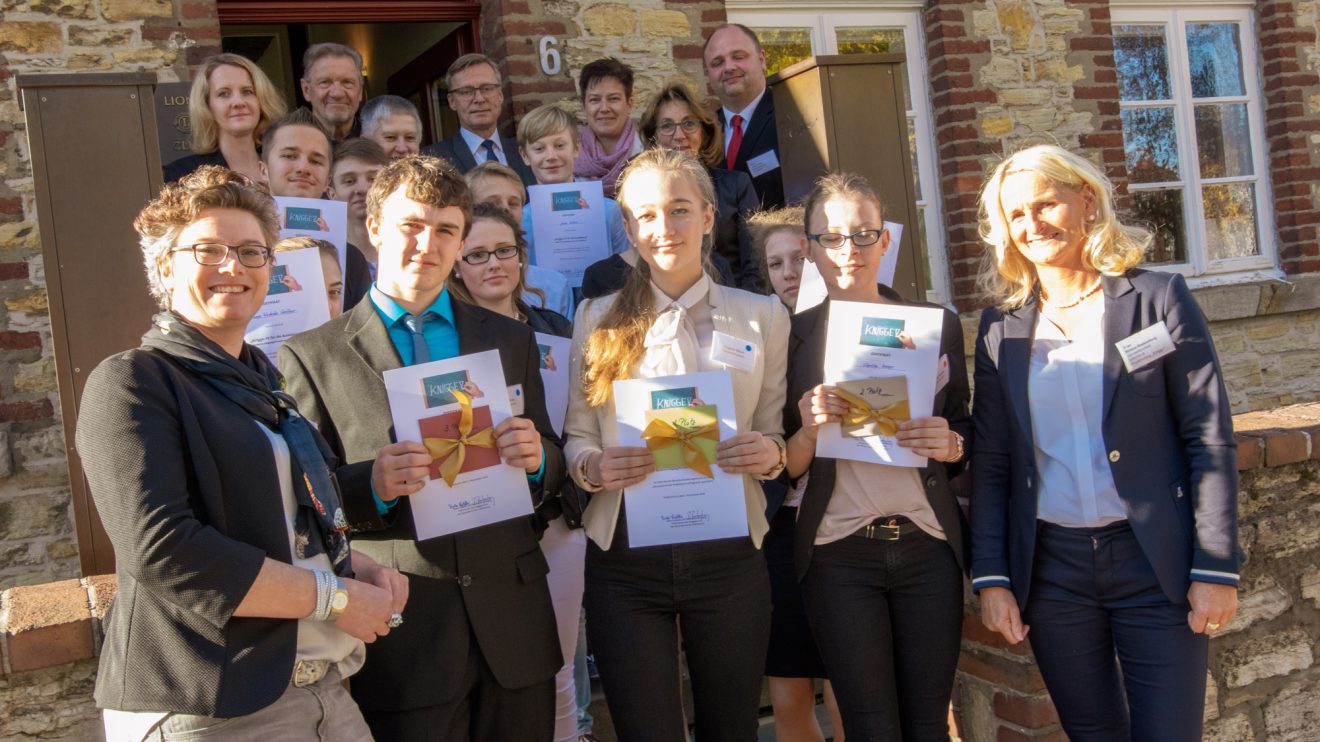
1205, 622, 1220, 631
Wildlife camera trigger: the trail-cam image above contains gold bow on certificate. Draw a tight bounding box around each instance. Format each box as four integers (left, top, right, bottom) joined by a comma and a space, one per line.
423, 389, 497, 486
833, 386, 909, 437
641, 418, 719, 478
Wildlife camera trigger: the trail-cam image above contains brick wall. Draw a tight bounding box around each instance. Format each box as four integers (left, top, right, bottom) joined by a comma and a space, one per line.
482, 0, 725, 124
956, 403, 1320, 741
1262, 2, 1320, 277
0, 1, 215, 590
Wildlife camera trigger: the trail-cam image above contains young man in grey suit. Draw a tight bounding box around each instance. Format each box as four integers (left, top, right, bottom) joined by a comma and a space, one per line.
422, 53, 537, 187
280, 155, 562, 741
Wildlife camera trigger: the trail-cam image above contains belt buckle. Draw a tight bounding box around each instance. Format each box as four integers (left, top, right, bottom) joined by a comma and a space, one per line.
292, 659, 330, 687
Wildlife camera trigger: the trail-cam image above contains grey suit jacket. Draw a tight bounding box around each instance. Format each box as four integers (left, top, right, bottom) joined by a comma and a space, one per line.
422, 129, 537, 187
970, 269, 1242, 609
279, 297, 563, 711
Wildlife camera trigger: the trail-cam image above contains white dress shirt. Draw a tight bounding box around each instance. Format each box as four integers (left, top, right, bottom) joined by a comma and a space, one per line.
722, 86, 767, 152
1028, 304, 1127, 528
459, 127, 508, 166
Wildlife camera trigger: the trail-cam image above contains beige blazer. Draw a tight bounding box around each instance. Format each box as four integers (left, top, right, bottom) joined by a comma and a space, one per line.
565, 281, 790, 550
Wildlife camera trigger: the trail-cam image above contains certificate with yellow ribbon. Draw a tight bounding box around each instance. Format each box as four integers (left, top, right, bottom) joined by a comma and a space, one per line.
614, 371, 747, 548
817, 300, 945, 468
384, 349, 533, 540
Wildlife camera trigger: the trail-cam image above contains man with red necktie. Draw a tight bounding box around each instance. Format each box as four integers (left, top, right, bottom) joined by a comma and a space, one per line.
703, 23, 786, 209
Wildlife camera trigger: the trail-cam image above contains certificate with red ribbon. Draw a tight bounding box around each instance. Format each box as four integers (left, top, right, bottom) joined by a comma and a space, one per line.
816, 300, 944, 468
383, 349, 532, 540
613, 370, 746, 547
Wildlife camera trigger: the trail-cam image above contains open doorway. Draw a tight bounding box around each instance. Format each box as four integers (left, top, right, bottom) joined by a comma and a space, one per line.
216, 1, 481, 146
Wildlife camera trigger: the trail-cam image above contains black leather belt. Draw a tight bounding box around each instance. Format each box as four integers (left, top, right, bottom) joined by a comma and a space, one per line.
855, 516, 922, 541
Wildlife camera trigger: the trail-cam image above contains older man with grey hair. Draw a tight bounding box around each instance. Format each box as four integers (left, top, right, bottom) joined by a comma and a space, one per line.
361, 95, 422, 160
300, 42, 365, 142
421, 53, 536, 186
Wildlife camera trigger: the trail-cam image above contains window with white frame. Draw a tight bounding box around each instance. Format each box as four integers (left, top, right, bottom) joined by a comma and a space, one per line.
726, 1, 949, 303
1112, 4, 1275, 277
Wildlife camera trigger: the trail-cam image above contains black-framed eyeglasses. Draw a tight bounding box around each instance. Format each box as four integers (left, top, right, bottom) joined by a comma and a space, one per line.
657, 119, 701, 136
450, 83, 501, 101
807, 228, 886, 251
461, 245, 520, 265
169, 242, 272, 268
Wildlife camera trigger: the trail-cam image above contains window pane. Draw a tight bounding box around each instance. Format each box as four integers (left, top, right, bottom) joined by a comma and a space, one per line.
1187, 23, 1245, 98
1114, 24, 1172, 101
1203, 183, 1260, 261
752, 27, 813, 76
1120, 107, 1180, 183
1131, 189, 1187, 265
836, 27, 910, 109
1195, 103, 1253, 179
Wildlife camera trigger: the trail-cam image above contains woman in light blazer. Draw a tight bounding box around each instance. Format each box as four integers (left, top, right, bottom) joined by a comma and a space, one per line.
971, 144, 1241, 741
564, 147, 789, 742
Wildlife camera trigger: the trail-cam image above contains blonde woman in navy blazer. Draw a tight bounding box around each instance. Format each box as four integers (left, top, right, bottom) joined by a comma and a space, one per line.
971, 145, 1241, 741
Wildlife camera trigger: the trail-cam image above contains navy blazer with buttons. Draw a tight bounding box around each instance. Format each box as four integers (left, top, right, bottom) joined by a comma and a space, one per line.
970, 269, 1242, 610
422, 130, 537, 188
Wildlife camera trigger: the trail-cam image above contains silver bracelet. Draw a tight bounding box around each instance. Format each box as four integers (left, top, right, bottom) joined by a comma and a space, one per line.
308, 570, 333, 622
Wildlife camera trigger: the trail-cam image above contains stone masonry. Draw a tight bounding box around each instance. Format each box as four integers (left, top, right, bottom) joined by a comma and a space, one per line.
484, 0, 725, 125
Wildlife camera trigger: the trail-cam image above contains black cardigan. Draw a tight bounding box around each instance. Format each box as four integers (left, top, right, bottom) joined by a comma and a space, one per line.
77, 345, 308, 717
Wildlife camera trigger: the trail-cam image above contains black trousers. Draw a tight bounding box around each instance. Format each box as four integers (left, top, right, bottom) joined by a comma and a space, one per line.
359, 625, 553, 742
801, 527, 964, 741
584, 521, 771, 742
1025, 521, 1208, 742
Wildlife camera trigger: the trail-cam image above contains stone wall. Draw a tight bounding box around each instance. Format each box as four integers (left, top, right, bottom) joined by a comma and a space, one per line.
954, 403, 1320, 741
925, 0, 1128, 307
0, 0, 216, 590
483, 0, 725, 124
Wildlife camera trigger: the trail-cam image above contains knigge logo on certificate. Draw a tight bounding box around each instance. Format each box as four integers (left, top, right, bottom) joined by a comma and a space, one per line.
859, 317, 917, 350
551, 190, 589, 211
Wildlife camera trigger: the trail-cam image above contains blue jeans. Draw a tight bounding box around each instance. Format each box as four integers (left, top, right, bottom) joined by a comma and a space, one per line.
1025, 521, 1208, 742
801, 527, 964, 741
584, 526, 770, 742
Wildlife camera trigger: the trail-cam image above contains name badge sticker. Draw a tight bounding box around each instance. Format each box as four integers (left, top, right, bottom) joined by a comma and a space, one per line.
1115, 321, 1176, 373
710, 331, 757, 372
746, 149, 780, 178
507, 384, 525, 416
936, 354, 950, 393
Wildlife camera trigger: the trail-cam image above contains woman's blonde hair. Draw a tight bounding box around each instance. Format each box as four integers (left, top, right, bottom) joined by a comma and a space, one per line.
978, 144, 1150, 309
189, 53, 288, 154
446, 202, 536, 308
638, 82, 724, 169
581, 148, 717, 407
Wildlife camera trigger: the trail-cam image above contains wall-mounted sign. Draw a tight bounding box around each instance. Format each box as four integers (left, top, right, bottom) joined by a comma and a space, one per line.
153, 81, 193, 167
539, 37, 562, 76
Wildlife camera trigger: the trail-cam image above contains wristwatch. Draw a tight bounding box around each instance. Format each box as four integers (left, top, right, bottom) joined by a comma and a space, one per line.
761, 437, 787, 479
328, 577, 349, 619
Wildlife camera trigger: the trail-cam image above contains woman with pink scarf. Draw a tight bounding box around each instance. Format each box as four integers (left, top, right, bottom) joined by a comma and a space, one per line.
574, 58, 645, 198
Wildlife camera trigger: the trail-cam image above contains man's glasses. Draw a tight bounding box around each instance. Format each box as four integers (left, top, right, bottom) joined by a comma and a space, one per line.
450, 84, 501, 101
169, 243, 272, 268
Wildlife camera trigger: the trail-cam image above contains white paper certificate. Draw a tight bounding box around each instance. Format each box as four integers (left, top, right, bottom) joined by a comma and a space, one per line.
244, 247, 330, 366
613, 371, 748, 547
275, 196, 349, 281
527, 181, 610, 287
383, 349, 533, 540
816, 300, 944, 467
534, 332, 571, 436
795, 222, 905, 314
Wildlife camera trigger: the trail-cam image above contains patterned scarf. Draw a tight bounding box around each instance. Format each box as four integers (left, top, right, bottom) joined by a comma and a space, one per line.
574, 118, 638, 199
140, 312, 353, 577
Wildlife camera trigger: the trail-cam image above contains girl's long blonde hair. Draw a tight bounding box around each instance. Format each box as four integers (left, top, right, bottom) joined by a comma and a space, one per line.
581, 148, 717, 407
977, 144, 1150, 309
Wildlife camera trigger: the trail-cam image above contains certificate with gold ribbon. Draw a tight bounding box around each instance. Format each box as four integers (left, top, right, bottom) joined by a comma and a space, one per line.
817, 300, 944, 467
613, 371, 746, 547
383, 349, 533, 540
